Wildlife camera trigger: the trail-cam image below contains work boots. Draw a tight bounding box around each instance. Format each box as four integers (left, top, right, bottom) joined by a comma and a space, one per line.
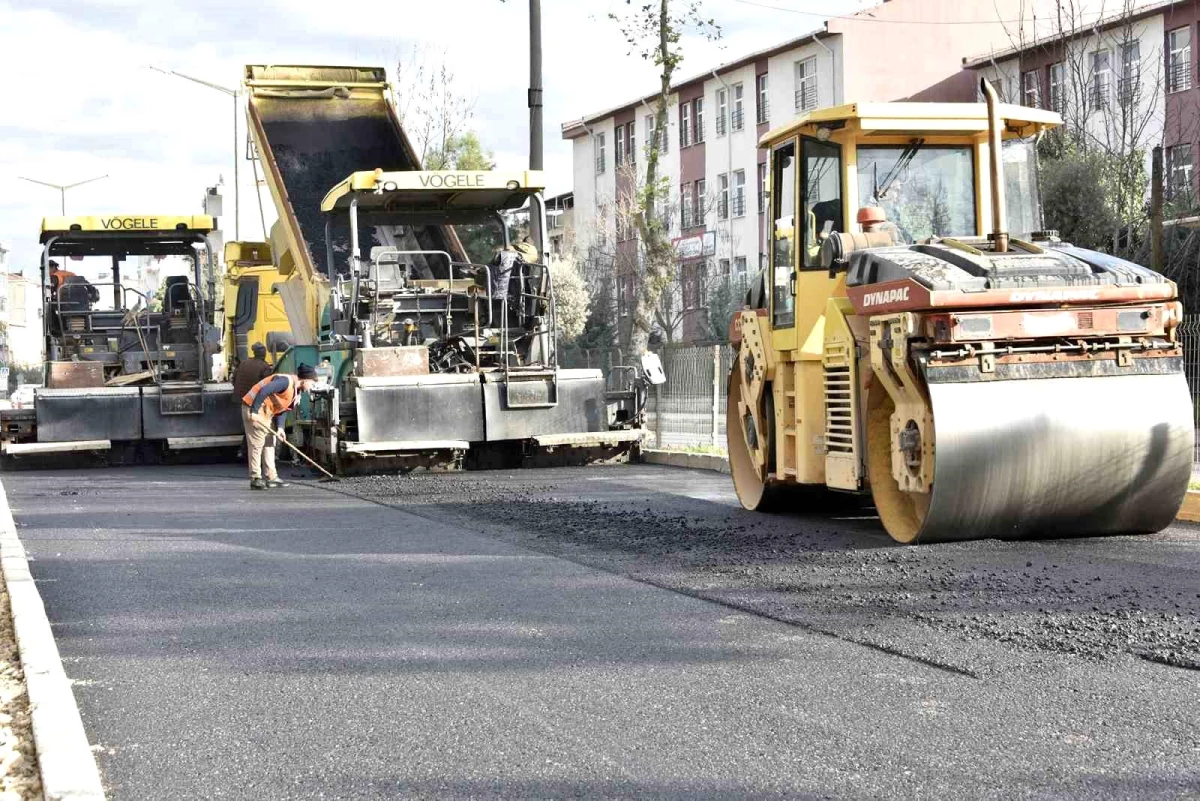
250, 478, 267, 490
266, 479, 289, 489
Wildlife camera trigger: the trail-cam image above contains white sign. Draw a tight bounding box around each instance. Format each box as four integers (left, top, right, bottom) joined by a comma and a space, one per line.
673, 231, 716, 261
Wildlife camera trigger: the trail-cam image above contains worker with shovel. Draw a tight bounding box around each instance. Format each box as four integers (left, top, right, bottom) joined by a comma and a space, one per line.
241, 363, 319, 490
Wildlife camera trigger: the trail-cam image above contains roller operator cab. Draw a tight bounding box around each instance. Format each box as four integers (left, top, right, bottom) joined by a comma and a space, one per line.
729, 79, 1194, 544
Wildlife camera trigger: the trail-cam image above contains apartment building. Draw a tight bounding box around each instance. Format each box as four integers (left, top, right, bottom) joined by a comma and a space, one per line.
563, 0, 1030, 343
5, 273, 42, 368
966, 0, 1200, 202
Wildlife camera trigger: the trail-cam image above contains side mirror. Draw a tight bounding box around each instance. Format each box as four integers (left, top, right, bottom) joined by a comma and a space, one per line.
640, 352, 666, 386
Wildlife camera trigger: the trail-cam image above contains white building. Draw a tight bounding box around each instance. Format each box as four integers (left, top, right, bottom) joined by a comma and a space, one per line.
562, 0, 1034, 342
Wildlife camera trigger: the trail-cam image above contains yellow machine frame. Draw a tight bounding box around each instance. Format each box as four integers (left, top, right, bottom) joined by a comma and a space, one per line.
737, 101, 1059, 491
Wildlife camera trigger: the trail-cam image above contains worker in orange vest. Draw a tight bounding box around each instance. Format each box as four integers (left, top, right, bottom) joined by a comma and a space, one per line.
240, 363, 319, 490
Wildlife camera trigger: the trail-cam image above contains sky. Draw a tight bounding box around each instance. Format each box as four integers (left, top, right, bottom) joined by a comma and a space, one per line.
0, 0, 879, 272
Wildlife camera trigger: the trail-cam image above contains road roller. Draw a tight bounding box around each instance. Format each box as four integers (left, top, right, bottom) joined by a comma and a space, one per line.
728, 78, 1194, 544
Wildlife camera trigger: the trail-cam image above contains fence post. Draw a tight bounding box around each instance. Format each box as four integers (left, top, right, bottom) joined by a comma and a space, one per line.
711, 344, 720, 447
654, 380, 663, 449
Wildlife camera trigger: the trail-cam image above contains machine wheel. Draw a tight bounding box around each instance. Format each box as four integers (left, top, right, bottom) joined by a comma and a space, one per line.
865, 380, 932, 544
727, 363, 783, 512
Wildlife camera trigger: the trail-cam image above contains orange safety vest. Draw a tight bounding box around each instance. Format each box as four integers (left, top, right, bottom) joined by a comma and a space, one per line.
242, 374, 298, 418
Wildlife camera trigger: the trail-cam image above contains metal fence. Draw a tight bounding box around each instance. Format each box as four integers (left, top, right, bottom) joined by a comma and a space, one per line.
1178, 315, 1200, 464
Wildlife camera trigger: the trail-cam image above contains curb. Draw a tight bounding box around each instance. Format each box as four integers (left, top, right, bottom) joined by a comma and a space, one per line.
0, 480, 105, 801
1177, 490, 1200, 523
641, 449, 730, 474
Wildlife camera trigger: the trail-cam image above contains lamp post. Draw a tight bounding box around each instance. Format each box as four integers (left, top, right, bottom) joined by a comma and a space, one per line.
149, 65, 240, 239
18, 174, 108, 215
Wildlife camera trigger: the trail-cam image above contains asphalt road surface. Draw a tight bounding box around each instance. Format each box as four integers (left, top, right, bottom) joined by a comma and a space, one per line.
5, 463, 1200, 799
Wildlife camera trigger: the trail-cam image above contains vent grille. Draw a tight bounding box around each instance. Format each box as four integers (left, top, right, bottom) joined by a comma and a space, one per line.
823, 361, 854, 455
1078, 311, 1094, 330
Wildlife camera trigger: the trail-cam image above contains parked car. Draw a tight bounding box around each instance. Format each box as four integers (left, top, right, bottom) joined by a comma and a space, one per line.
11, 384, 40, 409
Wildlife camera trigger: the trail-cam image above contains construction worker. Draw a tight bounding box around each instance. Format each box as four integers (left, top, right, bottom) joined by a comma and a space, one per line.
241, 363, 319, 490
47, 260, 77, 295
231, 343, 273, 404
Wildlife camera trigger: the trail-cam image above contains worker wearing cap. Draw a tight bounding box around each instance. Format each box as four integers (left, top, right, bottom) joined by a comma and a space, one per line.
231, 343, 273, 404
240, 363, 319, 490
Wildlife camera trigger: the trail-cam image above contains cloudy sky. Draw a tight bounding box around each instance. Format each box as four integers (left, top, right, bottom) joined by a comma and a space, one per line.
0, 0, 878, 271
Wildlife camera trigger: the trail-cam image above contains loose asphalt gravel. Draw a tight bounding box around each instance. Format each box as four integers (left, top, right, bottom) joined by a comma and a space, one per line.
4, 462, 1200, 799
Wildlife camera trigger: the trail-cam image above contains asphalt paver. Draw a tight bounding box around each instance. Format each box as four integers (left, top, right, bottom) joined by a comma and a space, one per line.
5, 464, 1200, 799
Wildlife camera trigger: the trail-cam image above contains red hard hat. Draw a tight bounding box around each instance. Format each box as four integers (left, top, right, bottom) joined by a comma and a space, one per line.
857, 206, 887, 225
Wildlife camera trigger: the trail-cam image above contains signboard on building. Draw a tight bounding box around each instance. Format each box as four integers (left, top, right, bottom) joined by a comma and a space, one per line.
672, 231, 716, 262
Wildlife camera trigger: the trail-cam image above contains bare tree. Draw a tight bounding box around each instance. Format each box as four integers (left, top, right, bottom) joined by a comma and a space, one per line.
393, 44, 478, 168
608, 0, 720, 355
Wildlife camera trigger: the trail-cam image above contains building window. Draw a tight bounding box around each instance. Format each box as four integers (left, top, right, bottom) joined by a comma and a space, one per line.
693, 97, 705, 144
1119, 41, 1139, 107
756, 74, 769, 124
731, 84, 745, 131
734, 256, 747, 274
683, 265, 707, 310
627, 121, 636, 165
717, 259, 730, 277
594, 133, 606, 174
1022, 70, 1040, 108
794, 57, 818, 112
1091, 50, 1111, 109
732, 169, 746, 217
1167, 144, 1195, 200
646, 114, 668, 155
1048, 62, 1065, 112
681, 184, 693, 229
695, 178, 707, 226
716, 88, 728, 136
718, 173, 730, 220
680, 103, 692, 148
757, 162, 767, 213
614, 127, 624, 166
617, 273, 632, 318
1168, 27, 1192, 93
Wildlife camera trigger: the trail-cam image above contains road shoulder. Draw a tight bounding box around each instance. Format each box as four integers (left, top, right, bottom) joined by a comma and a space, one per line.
0, 478, 105, 801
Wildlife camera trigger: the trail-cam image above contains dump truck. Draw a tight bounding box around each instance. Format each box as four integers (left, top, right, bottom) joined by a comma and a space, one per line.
0, 215, 242, 461
242, 64, 649, 473
222, 240, 294, 371
728, 79, 1193, 544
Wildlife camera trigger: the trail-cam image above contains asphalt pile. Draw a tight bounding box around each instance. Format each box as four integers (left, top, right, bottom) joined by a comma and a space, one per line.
338, 467, 1200, 675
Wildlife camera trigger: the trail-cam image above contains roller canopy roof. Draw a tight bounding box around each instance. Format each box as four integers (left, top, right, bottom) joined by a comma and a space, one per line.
759, 102, 1062, 147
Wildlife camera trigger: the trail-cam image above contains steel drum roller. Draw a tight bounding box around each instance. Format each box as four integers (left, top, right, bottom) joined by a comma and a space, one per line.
893, 372, 1194, 542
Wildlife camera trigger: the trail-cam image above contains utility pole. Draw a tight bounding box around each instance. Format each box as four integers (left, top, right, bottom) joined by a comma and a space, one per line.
1151, 145, 1164, 271
18, 175, 108, 215
529, 0, 543, 171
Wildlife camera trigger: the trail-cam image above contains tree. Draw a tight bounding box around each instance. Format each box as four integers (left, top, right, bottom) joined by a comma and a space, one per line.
609, 0, 720, 355
548, 257, 588, 343
393, 45, 477, 169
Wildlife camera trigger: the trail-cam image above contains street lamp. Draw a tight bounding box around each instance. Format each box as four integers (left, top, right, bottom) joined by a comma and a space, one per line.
18, 174, 108, 215
149, 65, 240, 239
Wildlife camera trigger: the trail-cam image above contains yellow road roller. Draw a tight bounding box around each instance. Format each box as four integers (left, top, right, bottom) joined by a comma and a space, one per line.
728, 79, 1194, 543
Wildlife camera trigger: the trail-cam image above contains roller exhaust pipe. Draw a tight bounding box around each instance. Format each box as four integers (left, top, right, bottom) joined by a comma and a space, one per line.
980, 77, 1009, 253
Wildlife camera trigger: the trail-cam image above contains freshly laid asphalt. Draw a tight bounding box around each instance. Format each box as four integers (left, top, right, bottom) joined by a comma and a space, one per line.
5, 463, 1200, 799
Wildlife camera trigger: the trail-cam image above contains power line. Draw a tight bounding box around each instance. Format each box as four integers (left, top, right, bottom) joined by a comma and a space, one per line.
730, 0, 1116, 27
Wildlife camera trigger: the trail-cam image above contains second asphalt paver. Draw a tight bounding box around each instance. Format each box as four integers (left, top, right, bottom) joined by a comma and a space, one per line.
8, 465, 1200, 799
